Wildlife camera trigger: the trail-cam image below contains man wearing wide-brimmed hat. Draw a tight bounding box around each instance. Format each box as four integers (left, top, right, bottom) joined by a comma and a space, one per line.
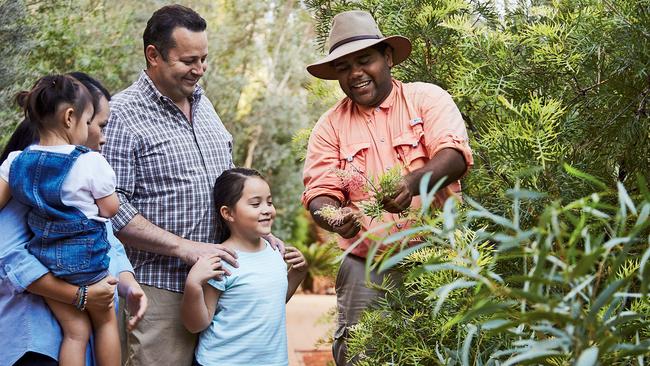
301, 10, 474, 365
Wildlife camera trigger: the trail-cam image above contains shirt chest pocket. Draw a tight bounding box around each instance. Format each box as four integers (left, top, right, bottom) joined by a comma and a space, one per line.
339, 142, 370, 201
392, 124, 428, 168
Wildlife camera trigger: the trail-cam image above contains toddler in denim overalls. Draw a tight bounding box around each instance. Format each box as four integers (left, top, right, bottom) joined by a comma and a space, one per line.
8, 145, 112, 285
0, 75, 121, 366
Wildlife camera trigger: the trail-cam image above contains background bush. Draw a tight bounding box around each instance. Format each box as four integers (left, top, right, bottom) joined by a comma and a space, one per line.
0, 0, 342, 241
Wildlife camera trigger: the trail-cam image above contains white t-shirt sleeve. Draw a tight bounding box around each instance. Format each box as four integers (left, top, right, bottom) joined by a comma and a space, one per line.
82, 152, 116, 199
0, 151, 23, 182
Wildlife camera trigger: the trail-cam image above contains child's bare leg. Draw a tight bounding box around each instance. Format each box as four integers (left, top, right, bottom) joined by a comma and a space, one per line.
87, 305, 120, 366
45, 298, 91, 366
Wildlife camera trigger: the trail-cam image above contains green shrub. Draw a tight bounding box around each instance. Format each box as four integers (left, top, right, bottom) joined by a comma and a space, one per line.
347, 171, 650, 365
294, 239, 340, 292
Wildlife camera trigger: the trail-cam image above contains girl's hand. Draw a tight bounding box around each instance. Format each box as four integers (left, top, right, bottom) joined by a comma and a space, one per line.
186, 254, 225, 286
284, 246, 308, 272
86, 275, 118, 312
125, 284, 148, 331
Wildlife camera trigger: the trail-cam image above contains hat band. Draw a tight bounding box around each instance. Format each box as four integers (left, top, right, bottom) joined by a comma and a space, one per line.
329, 34, 382, 54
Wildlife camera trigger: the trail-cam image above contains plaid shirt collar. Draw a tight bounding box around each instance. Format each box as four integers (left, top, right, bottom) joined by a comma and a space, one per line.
136, 70, 204, 106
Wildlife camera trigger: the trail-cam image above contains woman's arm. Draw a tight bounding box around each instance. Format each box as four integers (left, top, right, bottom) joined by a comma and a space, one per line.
118, 271, 147, 331
28, 274, 118, 311
0, 179, 11, 210
181, 255, 224, 333
284, 246, 308, 303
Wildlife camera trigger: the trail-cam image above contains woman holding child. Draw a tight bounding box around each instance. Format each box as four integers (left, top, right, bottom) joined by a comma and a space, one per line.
0, 72, 147, 366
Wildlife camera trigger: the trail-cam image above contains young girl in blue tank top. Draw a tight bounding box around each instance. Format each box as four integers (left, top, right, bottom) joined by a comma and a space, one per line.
181, 168, 308, 366
0, 75, 121, 366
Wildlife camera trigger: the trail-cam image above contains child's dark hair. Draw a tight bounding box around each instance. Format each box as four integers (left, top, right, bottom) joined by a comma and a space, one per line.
1, 72, 108, 164
213, 168, 266, 243
68, 72, 112, 113
0, 120, 35, 164
15, 74, 92, 135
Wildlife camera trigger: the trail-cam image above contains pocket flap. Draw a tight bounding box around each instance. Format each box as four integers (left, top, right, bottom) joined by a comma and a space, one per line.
339, 142, 371, 162
392, 131, 421, 148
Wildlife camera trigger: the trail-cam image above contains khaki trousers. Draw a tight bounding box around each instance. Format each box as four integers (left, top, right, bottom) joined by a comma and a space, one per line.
332, 254, 402, 366
119, 284, 197, 366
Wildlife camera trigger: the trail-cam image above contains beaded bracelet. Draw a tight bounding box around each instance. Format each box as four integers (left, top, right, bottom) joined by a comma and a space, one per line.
75, 285, 88, 311
80, 286, 88, 311
72, 286, 83, 306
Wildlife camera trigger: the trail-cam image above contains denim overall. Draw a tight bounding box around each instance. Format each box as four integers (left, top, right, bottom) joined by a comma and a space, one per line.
9, 145, 110, 286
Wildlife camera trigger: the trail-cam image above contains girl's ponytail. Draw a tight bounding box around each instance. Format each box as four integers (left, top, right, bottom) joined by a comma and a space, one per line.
20, 74, 92, 132
15, 90, 29, 109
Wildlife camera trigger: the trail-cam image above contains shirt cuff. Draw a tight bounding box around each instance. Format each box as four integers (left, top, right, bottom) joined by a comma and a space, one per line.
5, 255, 49, 293
301, 188, 346, 209
427, 134, 474, 178
111, 199, 139, 232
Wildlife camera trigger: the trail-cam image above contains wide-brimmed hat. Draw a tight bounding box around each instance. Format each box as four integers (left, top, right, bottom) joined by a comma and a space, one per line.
307, 10, 412, 80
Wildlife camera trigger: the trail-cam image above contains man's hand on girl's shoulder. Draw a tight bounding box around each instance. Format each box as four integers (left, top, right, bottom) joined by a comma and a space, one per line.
264, 234, 286, 254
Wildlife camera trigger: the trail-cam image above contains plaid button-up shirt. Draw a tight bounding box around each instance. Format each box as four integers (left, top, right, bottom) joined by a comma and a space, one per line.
103, 71, 234, 292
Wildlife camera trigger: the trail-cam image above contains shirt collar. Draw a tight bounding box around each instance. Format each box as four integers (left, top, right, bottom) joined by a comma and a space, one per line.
136, 70, 204, 105
355, 78, 398, 115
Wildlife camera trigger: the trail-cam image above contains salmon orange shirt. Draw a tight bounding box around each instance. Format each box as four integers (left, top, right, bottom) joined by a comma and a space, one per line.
302, 79, 473, 258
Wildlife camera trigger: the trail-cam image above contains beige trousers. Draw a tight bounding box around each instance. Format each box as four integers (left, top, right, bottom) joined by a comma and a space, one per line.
119, 284, 197, 366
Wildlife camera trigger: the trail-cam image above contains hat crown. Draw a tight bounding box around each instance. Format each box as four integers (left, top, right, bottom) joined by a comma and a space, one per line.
328, 11, 384, 53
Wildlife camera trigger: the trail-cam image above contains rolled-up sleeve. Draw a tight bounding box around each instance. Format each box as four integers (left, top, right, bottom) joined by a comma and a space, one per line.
301, 115, 346, 208
417, 84, 474, 176
103, 110, 140, 231
0, 200, 49, 292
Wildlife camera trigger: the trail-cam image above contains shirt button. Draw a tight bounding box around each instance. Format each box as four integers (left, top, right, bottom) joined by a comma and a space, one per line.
380, 137, 385, 143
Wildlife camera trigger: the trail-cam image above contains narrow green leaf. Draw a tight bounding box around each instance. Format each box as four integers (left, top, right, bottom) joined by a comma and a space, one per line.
563, 275, 595, 301
460, 301, 511, 324
640, 246, 650, 295
382, 226, 433, 245
377, 242, 429, 273
571, 252, 601, 279
587, 279, 627, 323
617, 182, 637, 216
467, 210, 517, 230
603, 237, 631, 251
502, 350, 561, 366
507, 288, 546, 304
575, 346, 598, 366
424, 263, 483, 281
433, 279, 477, 314
505, 188, 547, 200
482, 319, 513, 331
564, 163, 608, 191
633, 203, 650, 230
462, 324, 477, 366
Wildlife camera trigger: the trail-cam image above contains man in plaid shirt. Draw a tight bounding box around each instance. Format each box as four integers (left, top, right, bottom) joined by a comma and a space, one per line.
103, 5, 238, 365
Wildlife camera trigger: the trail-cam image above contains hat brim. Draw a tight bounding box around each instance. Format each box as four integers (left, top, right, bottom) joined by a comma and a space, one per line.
307, 36, 412, 80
